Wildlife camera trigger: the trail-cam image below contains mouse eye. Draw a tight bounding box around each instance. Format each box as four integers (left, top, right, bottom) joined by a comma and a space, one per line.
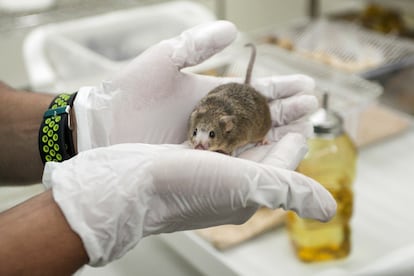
209, 131, 215, 138
192, 128, 197, 137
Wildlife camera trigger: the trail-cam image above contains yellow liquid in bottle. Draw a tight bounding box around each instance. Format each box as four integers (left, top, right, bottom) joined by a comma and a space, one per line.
287, 133, 357, 262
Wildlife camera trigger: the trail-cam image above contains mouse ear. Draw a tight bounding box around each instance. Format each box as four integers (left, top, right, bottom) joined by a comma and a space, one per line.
219, 115, 235, 132
197, 106, 207, 114
190, 106, 207, 120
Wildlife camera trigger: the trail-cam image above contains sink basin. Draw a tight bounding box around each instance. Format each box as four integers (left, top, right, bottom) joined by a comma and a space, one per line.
23, 1, 216, 93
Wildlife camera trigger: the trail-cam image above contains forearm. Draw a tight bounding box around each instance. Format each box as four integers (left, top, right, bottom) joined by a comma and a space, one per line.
0, 82, 53, 183
0, 190, 88, 275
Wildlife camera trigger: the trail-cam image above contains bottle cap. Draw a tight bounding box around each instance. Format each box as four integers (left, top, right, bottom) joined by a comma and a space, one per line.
310, 93, 344, 136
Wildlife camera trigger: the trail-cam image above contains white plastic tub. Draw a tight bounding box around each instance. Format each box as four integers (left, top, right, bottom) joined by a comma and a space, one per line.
23, 1, 216, 93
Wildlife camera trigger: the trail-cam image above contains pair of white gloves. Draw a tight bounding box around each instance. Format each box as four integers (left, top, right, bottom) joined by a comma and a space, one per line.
42, 21, 336, 266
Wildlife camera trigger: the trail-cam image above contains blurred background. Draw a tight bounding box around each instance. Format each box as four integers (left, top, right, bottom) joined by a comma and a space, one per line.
1, 0, 414, 275
4, 0, 408, 88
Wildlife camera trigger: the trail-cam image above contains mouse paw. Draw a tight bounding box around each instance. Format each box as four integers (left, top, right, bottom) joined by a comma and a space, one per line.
256, 138, 270, 146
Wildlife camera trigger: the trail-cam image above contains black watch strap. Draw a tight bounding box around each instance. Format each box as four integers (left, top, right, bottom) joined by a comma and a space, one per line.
39, 92, 78, 164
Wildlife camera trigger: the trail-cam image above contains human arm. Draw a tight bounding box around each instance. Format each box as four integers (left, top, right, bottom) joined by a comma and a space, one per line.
0, 190, 88, 276
0, 84, 84, 275
0, 82, 54, 183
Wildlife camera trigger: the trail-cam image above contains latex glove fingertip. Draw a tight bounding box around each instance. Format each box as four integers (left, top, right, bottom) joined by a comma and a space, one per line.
167, 20, 238, 69
267, 121, 314, 141
252, 74, 316, 99
269, 94, 318, 126
261, 133, 308, 170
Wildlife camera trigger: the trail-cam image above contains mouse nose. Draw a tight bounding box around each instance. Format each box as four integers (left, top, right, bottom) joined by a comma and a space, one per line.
195, 143, 208, 150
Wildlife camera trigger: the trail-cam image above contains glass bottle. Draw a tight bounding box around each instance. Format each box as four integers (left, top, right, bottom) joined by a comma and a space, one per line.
286, 93, 357, 262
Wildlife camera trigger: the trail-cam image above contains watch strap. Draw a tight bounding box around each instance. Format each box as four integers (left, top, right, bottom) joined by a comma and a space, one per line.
39, 92, 77, 164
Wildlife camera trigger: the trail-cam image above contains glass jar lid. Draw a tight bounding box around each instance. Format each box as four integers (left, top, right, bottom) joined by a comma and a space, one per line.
310, 93, 344, 136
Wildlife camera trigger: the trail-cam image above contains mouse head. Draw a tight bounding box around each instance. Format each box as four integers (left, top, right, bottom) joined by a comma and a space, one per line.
188, 107, 237, 155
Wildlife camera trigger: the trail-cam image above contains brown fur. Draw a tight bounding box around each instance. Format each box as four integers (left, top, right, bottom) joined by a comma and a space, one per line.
188, 44, 272, 155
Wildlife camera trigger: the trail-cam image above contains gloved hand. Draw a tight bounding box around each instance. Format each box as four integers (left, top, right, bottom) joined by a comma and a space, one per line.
43, 134, 336, 267
74, 20, 317, 152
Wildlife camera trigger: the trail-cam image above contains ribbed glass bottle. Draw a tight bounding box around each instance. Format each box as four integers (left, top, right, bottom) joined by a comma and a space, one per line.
287, 94, 357, 262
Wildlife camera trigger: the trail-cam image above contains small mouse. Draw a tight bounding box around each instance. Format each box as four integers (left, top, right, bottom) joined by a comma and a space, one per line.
188, 43, 272, 155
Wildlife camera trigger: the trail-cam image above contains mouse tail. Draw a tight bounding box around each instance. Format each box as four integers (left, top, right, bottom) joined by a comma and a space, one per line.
244, 43, 256, 85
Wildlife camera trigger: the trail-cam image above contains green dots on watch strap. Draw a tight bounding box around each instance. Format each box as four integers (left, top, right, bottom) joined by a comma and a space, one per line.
39, 92, 77, 164
56, 153, 62, 161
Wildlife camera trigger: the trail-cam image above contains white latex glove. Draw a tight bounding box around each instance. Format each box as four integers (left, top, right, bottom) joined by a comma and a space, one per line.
74, 20, 317, 152
43, 134, 336, 267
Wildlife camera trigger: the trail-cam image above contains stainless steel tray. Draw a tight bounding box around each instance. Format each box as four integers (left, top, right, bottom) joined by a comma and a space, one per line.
254, 18, 414, 76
